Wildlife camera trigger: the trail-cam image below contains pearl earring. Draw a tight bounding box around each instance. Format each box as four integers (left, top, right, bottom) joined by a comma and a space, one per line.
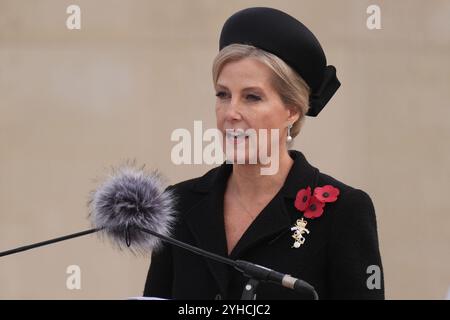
287, 124, 293, 143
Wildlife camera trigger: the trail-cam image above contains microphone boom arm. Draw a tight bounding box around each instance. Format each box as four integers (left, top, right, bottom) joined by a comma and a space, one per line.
0, 228, 99, 257
139, 227, 318, 300
0, 226, 318, 299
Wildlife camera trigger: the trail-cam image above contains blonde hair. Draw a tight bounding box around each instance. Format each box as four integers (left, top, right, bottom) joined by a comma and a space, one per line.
212, 43, 310, 139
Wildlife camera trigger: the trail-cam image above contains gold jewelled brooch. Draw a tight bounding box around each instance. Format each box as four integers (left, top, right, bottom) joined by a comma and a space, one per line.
291, 218, 309, 248
291, 184, 340, 249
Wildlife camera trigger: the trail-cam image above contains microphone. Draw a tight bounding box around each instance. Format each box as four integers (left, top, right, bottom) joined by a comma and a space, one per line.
88, 163, 178, 255
234, 260, 319, 300
0, 162, 318, 300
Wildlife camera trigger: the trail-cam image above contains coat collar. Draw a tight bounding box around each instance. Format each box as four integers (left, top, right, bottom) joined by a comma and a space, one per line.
190, 150, 319, 198
183, 150, 319, 296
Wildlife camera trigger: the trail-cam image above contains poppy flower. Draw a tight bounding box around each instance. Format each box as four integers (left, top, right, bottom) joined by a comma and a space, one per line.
313, 185, 340, 203
294, 186, 311, 212
303, 196, 325, 219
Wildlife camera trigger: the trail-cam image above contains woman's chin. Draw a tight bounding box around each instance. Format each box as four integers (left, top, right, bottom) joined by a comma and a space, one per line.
223, 148, 259, 165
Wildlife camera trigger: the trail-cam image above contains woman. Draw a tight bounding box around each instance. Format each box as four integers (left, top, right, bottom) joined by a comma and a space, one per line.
143, 7, 384, 300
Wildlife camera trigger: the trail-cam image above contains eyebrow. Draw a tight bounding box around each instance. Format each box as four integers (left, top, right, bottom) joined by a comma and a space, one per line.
215, 84, 264, 92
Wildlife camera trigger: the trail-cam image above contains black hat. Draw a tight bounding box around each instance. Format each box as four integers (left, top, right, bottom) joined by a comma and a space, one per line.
219, 7, 340, 117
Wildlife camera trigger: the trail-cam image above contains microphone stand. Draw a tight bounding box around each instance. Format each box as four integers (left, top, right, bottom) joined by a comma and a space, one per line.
0, 226, 318, 300
139, 227, 318, 300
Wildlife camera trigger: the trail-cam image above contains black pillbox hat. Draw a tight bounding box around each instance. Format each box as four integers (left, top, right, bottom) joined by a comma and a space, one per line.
219, 7, 341, 117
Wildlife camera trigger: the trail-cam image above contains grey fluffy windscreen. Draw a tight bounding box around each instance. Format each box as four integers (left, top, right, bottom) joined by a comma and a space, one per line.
88, 164, 177, 255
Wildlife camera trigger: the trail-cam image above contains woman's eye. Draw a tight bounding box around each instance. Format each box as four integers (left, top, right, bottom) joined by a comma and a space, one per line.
215, 91, 227, 99
246, 94, 261, 101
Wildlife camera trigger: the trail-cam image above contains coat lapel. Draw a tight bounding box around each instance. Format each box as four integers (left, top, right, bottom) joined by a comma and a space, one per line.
280, 150, 320, 200
183, 150, 320, 295
183, 164, 232, 296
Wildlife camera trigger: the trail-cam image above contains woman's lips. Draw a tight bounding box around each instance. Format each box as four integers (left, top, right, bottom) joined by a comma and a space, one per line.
226, 135, 248, 145
225, 131, 250, 145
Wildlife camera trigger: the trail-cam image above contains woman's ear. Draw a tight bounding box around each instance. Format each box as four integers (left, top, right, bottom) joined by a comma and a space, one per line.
287, 107, 300, 125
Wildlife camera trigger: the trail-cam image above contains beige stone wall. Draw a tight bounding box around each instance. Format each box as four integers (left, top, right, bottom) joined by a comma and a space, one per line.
1, 0, 449, 299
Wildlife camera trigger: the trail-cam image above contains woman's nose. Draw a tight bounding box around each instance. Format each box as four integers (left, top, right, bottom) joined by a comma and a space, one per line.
225, 98, 242, 121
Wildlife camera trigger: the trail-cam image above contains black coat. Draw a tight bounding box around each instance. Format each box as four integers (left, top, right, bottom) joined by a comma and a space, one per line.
143, 150, 384, 300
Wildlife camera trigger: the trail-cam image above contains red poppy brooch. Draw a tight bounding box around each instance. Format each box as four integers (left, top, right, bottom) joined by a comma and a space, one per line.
291, 185, 340, 248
